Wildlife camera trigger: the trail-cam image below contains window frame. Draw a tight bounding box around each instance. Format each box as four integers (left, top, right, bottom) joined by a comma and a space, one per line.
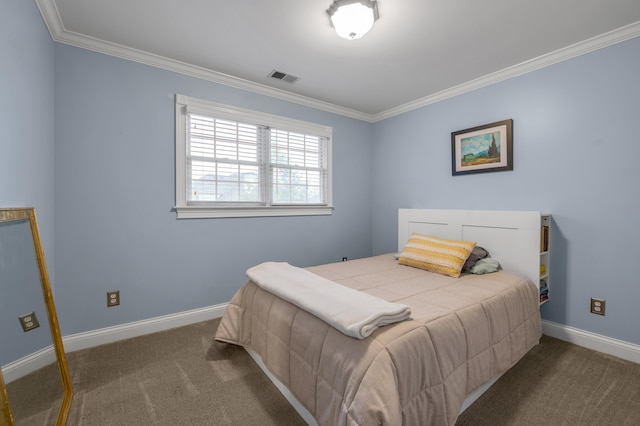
174, 94, 334, 219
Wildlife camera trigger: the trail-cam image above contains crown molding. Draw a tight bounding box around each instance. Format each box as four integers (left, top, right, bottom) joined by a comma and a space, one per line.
36, 0, 639, 124
35, 0, 64, 37
34, 0, 374, 123
373, 21, 640, 122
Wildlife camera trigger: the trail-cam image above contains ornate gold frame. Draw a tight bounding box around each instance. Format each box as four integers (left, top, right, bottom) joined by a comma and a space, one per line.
0, 208, 73, 425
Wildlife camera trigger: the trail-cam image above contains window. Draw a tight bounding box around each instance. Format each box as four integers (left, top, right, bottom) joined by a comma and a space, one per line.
175, 95, 333, 218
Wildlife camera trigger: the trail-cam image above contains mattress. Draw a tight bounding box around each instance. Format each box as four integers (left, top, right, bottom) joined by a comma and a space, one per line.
215, 253, 541, 425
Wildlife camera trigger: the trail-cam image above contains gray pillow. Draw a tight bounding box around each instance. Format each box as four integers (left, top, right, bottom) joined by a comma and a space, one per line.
462, 246, 489, 272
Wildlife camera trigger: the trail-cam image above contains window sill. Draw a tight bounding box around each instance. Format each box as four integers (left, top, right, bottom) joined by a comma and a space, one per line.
174, 205, 334, 219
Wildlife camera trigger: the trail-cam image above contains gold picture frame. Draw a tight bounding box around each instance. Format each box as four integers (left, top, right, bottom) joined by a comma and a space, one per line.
0, 208, 73, 425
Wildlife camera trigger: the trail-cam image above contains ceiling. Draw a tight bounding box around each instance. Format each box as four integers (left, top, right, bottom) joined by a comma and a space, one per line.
37, 0, 640, 121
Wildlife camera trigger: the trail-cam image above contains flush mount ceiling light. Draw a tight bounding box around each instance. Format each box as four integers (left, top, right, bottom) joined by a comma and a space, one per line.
327, 0, 379, 40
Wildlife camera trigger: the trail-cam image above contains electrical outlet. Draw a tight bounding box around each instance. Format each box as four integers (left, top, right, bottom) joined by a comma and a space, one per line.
18, 311, 40, 332
107, 290, 120, 307
590, 298, 605, 316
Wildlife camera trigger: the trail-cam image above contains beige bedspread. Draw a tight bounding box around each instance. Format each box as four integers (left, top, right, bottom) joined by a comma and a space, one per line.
215, 254, 541, 425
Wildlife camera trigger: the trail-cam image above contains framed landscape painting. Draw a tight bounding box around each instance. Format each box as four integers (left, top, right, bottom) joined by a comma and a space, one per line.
451, 119, 513, 176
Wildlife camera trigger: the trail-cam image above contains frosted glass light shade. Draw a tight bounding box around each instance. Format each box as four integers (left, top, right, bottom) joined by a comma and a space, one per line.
327, 0, 379, 40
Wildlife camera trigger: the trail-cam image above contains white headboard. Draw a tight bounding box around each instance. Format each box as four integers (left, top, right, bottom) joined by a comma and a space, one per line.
398, 209, 541, 284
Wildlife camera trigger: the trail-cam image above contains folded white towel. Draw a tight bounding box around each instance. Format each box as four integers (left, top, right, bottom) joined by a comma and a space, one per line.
246, 262, 411, 339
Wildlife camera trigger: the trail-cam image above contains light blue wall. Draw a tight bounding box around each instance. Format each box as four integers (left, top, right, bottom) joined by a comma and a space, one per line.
371, 37, 640, 345
0, 0, 55, 271
4, 1, 639, 347
0, 0, 55, 368
53, 44, 373, 335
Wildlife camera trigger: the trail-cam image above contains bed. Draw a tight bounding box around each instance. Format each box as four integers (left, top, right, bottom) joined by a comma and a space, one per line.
215, 209, 543, 425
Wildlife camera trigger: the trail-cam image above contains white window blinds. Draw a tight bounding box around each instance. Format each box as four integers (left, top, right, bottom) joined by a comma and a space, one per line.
187, 114, 266, 204
175, 95, 333, 218
271, 130, 328, 205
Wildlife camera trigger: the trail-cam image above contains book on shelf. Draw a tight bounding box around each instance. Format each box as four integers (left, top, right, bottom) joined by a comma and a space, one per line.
540, 264, 547, 276
539, 278, 548, 303
540, 291, 549, 302
540, 225, 549, 252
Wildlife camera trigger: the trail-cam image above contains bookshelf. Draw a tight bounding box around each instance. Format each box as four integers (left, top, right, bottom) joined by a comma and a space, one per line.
539, 214, 550, 304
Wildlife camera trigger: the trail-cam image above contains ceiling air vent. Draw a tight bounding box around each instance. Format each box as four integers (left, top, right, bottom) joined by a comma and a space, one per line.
268, 70, 299, 84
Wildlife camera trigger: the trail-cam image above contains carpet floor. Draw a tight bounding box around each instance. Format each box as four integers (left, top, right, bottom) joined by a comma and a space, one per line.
65, 319, 304, 426
456, 331, 640, 425
11, 318, 640, 425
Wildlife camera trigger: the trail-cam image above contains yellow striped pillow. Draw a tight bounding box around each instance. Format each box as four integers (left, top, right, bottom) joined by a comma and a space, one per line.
398, 233, 476, 278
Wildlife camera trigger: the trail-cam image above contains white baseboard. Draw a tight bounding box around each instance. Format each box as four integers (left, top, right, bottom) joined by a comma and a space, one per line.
2, 304, 228, 382
62, 303, 228, 353
1, 345, 57, 384
542, 320, 640, 364
7, 312, 636, 389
